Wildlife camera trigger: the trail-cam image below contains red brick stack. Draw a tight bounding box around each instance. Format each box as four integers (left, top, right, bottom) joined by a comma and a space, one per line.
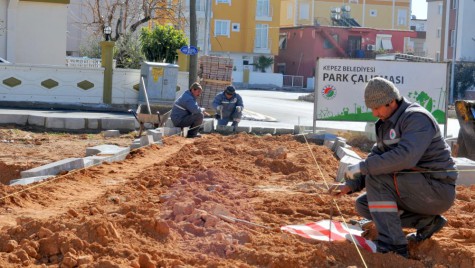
198, 56, 233, 111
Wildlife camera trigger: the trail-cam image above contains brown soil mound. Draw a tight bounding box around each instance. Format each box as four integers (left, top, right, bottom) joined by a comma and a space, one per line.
0, 131, 473, 267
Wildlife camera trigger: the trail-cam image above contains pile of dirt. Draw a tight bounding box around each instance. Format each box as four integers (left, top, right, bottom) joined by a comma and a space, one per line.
0, 131, 474, 267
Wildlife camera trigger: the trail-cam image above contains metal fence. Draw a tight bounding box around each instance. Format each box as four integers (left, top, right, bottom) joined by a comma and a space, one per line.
283, 75, 304, 88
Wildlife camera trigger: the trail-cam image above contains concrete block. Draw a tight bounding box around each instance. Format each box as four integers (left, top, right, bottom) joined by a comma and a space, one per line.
252, 127, 276, 135
163, 127, 181, 136
27, 115, 45, 127
202, 119, 214, 133
216, 125, 235, 135
65, 118, 86, 130
9, 175, 55, 186
86, 144, 130, 157
20, 158, 85, 178
0, 114, 29, 125
130, 139, 141, 150
454, 157, 475, 186
45, 117, 66, 129
332, 137, 347, 152
324, 140, 335, 149
83, 155, 109, 167
164, 118, 174, 128
294, 131, 327, 144
235, 126, 251, 133
146, 129, 163, 142
46, 117, 85, 130
275, 128, 294, 135
101, 118, 136, 132
336, 155, 363, 182
103, 130, 121, 137
336, 146, 362, 160
140, 135, 154, 146
86, 118, 100, 130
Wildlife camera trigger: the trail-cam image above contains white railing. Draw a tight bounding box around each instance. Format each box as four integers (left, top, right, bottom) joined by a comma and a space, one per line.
283, 75, 304, 88
65, 57, 117, 69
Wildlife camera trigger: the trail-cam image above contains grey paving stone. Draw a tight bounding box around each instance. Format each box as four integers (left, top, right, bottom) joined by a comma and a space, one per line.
86, 144, 130, 157
336, 155, 362, 183
454, 157, 475, 186
0, 114, 29, 125
20, 158, 85, 178
336, 146, 362, 160
27, 115, 45, 127
9, 175, 55, 186
103, 130, 121, 137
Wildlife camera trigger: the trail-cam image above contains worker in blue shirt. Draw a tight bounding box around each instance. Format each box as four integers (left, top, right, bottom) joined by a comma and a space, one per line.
212, 85, 244, 131
170, 82, 208, 138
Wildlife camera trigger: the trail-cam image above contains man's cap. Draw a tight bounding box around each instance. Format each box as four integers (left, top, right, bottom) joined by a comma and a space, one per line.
364, 77, 401, 109
225, 85, 235, 95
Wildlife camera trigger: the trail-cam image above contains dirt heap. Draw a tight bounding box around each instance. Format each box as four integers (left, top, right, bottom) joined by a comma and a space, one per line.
0, 132, 474, 267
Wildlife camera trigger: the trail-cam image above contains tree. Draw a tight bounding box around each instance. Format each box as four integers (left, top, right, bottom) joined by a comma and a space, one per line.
253, 55, 274, 73
114, 32, 145, 69
139, 25, 187, 63
81, 0, 186, 42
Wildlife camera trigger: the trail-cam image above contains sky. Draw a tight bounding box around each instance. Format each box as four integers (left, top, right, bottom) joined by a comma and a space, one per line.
412, 0, 428, 20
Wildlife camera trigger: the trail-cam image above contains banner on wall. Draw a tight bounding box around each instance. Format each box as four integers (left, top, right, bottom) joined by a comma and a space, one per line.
314, 58, 449, 123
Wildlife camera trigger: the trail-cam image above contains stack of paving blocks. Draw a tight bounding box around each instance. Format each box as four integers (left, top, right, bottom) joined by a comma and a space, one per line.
198, 56, 233, 111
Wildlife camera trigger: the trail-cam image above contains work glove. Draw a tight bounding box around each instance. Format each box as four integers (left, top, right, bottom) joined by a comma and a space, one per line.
216, 105, 223, 111
200, 107, 206, 113
328, 183, 351, 197
235, 106, 242, 112
344, 163, 361, 180
233, 118, 241, 123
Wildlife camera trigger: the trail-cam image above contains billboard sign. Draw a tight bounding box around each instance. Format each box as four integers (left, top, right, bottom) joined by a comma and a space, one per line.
315, 58, 448, 123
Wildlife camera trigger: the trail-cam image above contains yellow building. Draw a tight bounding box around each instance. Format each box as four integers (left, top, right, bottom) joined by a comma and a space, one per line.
210, 0, 281, 72
280, 0, 411, 30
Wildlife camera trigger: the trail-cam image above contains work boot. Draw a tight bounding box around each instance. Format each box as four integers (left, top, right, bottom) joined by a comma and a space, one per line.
406, 215, 447, 242
186, 133, 202, 139
376, 240, 408, 258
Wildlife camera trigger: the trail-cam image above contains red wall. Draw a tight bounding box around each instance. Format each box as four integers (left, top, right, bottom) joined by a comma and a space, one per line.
274, 25, 417, 87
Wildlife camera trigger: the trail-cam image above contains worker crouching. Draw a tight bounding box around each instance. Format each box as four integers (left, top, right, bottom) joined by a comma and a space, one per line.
212, 85, 244, 131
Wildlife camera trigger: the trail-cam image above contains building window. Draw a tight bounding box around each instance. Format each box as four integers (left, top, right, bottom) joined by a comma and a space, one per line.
215, 20, 230, 37
438, 4, 443, 15
279, 33, 287, 49
256, 0, 270, 17
397, 9, 407, 26
452, 0, 457, 9
287, 4, 293, 19
217, 0, 230, 4
324, 34, 339, 49
255, 24, 269, 49
376, 34, 393, 50
370, 10, 377, 17
450, 30, 455, 47
437, 28, 441, 38
436, 52, 440, 61
299, 3, 309, 20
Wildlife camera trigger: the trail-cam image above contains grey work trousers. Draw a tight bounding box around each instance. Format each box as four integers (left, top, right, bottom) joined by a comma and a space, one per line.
355, 172, 455, 246
172, 112, 204, 137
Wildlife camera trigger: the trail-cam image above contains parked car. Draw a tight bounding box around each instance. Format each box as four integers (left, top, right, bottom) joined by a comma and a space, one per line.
0, 57, 11, 64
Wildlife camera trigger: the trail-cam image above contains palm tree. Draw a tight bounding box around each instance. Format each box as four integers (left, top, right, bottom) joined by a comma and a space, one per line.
253, 55, 274, 73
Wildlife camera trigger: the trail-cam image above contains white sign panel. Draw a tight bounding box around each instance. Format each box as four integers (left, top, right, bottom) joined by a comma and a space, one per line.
315, 58, 448, 123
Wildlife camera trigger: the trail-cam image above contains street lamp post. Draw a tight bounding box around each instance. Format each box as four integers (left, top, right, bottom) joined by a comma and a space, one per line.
104, 25, 112, 41
101, 25, 114, 104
